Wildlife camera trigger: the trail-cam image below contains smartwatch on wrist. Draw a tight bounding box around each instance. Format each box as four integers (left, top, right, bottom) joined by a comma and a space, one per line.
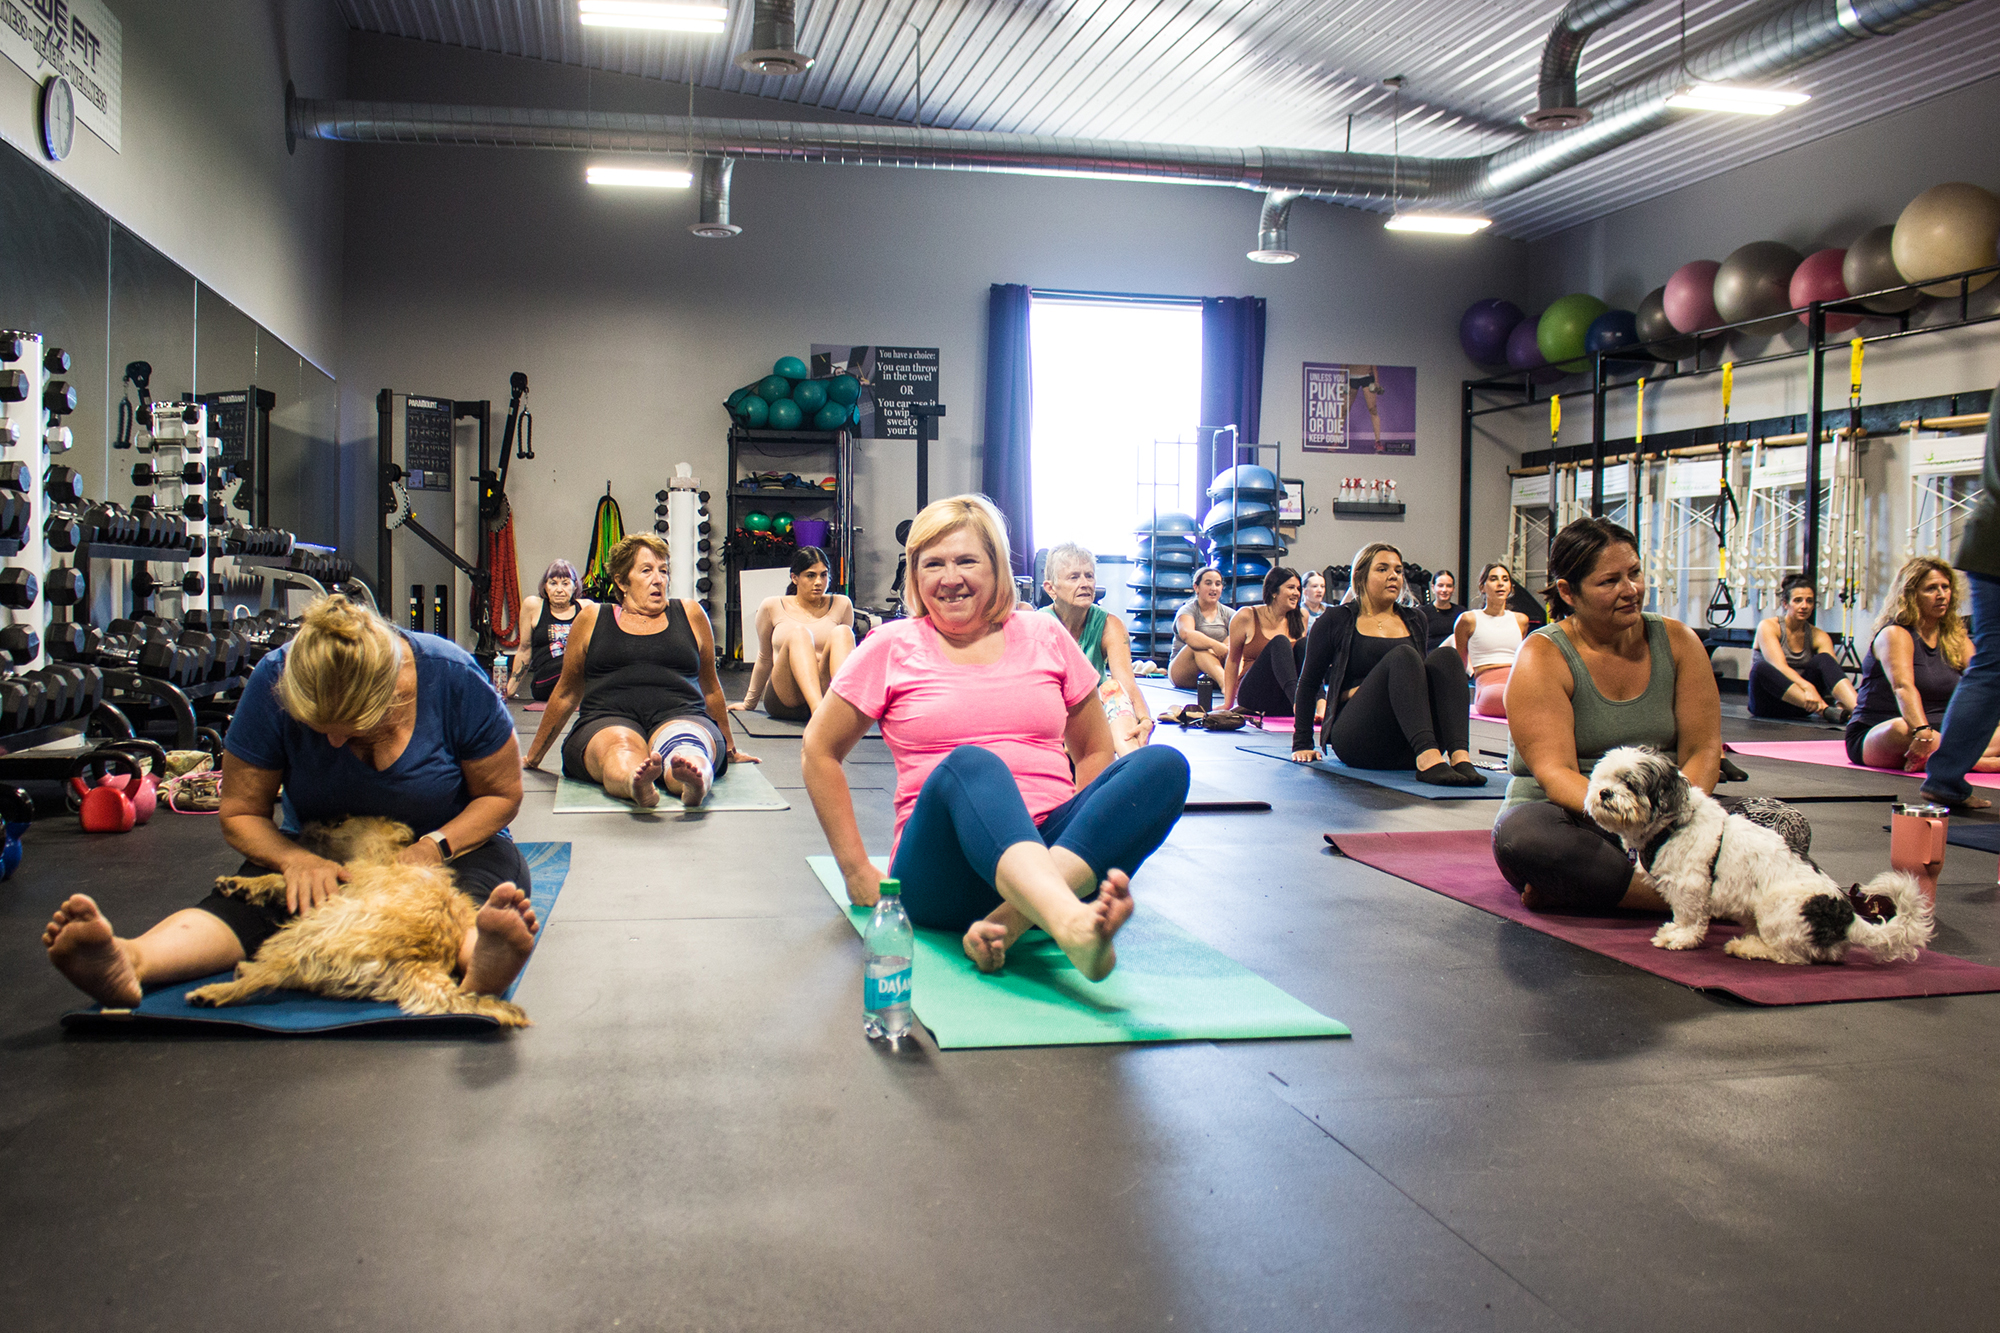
423, 830, 452, 860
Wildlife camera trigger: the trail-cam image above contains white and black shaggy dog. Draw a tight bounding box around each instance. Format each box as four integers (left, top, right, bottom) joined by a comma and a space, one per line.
1584, 746, 1934, 964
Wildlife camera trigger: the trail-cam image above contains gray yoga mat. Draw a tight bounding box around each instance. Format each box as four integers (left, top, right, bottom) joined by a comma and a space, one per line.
729, 708, 878, 738
1236, 745, 1505, 800
552, 764, 790, 814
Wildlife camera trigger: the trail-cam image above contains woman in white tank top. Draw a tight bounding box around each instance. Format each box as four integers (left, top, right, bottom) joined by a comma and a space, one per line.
1455, 562, 1530, 718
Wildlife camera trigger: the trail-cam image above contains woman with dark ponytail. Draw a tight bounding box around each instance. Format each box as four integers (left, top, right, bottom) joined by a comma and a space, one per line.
1223, 566, 1308, 717
733, 545, 856, 721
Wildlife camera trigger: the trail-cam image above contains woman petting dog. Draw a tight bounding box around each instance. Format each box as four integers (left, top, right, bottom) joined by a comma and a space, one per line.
732, 544, 856, 721
801, 494, 1190, 982
524, 533, 754, 808
43, 595, 538, 1007
1490, 518, 1725, 913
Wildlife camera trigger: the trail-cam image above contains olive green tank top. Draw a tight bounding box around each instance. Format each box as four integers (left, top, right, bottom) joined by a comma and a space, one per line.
1046, 603, 1109, 681
1501, 613, 1679, 810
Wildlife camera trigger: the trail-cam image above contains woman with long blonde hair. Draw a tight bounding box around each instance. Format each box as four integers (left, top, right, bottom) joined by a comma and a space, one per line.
1845, 556, 1994, 778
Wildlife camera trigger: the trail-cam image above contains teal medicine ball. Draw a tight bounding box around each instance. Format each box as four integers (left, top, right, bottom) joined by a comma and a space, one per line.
737, 394, 769, 427
767, 398, 803, 430
773, 356, 809, 379
792, 379, 828, 413
758, 375, 792, 402
812, 402, 848, 430
826, 374, 861, 406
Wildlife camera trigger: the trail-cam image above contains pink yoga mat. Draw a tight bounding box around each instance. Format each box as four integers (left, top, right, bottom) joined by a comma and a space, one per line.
1328, 828, 2000, 1005
1724, 739, 2000, 788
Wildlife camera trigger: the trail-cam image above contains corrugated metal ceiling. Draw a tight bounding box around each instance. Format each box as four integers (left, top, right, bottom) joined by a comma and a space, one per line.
334, 0, 2000, 239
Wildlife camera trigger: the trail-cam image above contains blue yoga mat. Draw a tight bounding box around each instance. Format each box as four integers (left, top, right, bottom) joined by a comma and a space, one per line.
60, 841, 571, 1034
1235, 745, 1505, 800
1946, 822, 2000, 854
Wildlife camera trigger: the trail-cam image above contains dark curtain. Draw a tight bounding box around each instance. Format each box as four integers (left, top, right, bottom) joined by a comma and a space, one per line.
1199, 296, 1267, 497
982, 283, 1035, 573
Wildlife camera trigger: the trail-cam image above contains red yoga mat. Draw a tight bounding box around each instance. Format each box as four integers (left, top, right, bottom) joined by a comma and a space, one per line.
1327, 828, 2000, 1005
1724, 738, 2000, 788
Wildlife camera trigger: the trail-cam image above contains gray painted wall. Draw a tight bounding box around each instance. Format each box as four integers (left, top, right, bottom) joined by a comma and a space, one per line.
337, 34, 1529, 648
0, 0, 347, 371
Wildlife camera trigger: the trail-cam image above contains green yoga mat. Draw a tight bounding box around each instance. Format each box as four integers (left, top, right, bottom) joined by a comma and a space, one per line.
807, 856, 1348, 1049
553, 764, 790, 814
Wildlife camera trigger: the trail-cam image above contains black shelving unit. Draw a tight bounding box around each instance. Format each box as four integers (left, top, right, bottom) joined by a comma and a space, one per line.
722, 425, 852, 661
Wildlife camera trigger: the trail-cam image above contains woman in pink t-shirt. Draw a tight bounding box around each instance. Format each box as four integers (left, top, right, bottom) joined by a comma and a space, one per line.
802, 496, 1190, 982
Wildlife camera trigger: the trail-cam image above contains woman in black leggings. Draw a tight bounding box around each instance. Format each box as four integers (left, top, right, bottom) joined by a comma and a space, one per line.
1292, 542, 1481, 786
1225, 566, 1307, 718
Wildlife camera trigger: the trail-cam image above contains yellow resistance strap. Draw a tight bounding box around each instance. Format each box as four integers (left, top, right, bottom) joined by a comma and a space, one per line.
1636, 377, 1646, 447
1550, 394, 1561, 451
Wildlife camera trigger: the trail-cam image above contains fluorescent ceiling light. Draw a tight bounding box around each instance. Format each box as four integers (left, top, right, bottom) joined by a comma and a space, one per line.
1384, 213, 1492, 236
587, 165, 693, 188
1665, 83, 1810, 115
579, 1, 727, 33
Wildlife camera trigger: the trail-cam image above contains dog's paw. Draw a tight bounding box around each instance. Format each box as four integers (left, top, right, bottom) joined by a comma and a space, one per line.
184, 984, 226, 1006
1651, 924, 1706, 950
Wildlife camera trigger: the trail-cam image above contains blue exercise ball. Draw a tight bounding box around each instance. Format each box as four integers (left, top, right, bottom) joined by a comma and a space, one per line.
1143, 544, 1198, 569
1230, 556, 1272, 579
1460, 298, 1525, 366
1584, 309, 1640, 357
1506, 319, 1565, 385
1225, 525, 1280, 551
1135, 511, 1198, 536
1130, 568, 1194, 592
1201, 497, 1279, 532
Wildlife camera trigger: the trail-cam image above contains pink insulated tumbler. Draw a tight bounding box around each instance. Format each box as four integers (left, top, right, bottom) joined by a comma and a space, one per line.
1889, 801, 1948, 904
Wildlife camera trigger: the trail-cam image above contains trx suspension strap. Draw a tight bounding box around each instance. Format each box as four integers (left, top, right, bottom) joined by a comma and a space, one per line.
1707, 362, 1738, 628
1835, 338, 1867, 671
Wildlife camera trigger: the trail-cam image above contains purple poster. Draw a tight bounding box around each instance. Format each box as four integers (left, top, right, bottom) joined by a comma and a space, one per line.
1302, 362, 1417, 455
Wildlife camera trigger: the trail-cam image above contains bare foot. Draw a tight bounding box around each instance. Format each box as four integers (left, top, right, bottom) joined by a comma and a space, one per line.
1053, 870, 1134, 982
463, 883, 538, 996
963, 920, 1009, 973
667, 751, 712, 808
44, 894, 142, 1006
617, 753, 664, 809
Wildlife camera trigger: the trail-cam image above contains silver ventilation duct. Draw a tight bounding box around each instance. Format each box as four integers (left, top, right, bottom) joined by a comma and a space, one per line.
735, 0, 813, 77
290, 0, 1965, 235
1248, 190, 1302, 263
691, 157, 740, 237
1525, 0, 1660, 131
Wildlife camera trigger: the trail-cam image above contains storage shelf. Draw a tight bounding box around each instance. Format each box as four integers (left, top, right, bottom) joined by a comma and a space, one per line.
75, 543, 191, 564
1331, 501, 1406, 517
730, 486, 838, 500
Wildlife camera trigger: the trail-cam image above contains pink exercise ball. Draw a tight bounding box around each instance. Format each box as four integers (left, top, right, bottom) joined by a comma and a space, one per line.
1892, 182, 2000, 297
1663, 260, 1723, 334
1789, 248, 1859, 334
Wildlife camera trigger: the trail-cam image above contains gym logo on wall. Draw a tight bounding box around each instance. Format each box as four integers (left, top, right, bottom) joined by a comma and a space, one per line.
2, 0, 122, 152
811, 344, 939, 439
1302, 362, 1417, 455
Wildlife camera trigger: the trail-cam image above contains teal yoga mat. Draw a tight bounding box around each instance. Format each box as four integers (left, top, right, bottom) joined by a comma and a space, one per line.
552, 764, 789, 813
60, 841, 571, 1034
1236, 744, 1505, 800
807, 855, 1348, 1049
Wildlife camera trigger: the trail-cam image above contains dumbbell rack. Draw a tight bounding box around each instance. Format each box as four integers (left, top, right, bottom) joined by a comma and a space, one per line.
132, 400, 216, 624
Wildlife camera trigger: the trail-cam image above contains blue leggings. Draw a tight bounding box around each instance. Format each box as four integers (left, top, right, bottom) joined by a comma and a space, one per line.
887, 745, 1191, 932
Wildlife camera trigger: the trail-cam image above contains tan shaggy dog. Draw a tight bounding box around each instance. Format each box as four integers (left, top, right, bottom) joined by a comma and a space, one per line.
186, 816, 530, 1026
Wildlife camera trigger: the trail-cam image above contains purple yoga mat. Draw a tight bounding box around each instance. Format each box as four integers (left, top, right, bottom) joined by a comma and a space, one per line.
1328, 828, 2000, 1005
1724, 739, 2000, 789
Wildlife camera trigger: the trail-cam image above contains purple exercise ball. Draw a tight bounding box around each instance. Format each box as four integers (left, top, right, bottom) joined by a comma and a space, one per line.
1459, 298, 1524, 366
1506, 319, 1564, 384
1663, 260, 1723, 334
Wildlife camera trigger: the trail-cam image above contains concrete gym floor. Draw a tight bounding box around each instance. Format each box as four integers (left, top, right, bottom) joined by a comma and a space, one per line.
4, 685, 1999, 1332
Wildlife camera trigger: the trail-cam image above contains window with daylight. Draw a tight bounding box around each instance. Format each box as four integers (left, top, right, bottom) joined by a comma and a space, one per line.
1028, 293, 1204, 558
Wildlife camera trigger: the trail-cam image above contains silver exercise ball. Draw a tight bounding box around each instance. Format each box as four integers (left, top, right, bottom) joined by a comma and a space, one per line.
1842, 225, 1921, 313
1713, 241, 1804, 337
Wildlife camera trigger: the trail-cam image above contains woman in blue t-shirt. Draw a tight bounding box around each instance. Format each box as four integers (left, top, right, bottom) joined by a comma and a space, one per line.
43, 595, 535, 1009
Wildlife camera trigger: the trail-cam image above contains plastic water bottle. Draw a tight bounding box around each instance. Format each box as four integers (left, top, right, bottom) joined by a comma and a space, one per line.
863, 879, 914, 1041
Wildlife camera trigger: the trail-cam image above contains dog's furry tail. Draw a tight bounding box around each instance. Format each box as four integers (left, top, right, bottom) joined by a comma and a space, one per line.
1838, 871, 1936, 964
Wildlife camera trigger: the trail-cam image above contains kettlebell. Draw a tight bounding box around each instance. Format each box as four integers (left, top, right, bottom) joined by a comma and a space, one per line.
104, 739, 167, 824
0, 785, 28, 880
70, 750, 142, 833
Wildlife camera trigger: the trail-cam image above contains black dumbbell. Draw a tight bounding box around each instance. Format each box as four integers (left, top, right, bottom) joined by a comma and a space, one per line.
180, 404, 201, 426
130, 493, 157, 513
0, 370, 27, 403
74, 663, 102, 714
178, 629, 217, 676
181, 571, 204, 596
185, 533, 205, 560
179, 495, 205, 520
44, 465, 82, 506
0, 495, 22, 542
206, 499, 227, 525
0, 678, 34, 732
44, 512, 79, 552
27, 667, 77, 721
131, 568, 163, 600
653, 519, 668, 534
44, 347, 69, 374
0, 462, 27, 493
0, 569, 36, 609
44, 619, 85, 661
44, 381, 75, 416
137, 637, 178, 680
0, 624, 40, 664
45, 566, 84, 606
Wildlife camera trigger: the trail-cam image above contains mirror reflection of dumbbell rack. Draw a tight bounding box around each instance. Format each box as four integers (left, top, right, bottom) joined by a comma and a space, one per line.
129, 400, 216, 623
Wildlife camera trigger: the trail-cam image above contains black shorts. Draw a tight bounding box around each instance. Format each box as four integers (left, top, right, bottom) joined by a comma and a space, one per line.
559, 707, 727, 780
764, 692, 812, 722
194, 837, 533, 958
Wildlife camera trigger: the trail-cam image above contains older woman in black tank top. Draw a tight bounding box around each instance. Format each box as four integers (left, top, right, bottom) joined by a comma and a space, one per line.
522, 535, 753, 808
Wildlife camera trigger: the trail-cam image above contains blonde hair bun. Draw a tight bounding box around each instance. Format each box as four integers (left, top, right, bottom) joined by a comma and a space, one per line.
279, 594, 405, 733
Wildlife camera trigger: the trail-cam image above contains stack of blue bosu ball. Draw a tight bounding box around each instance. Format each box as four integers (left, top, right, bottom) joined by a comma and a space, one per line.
1127, 511, 1200, 660
1202, 465, 1284, 607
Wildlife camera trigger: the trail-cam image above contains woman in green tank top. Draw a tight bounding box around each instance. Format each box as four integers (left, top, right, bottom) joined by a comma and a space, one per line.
1491, 518, 1723, 913
1043, 543, 1153, 755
